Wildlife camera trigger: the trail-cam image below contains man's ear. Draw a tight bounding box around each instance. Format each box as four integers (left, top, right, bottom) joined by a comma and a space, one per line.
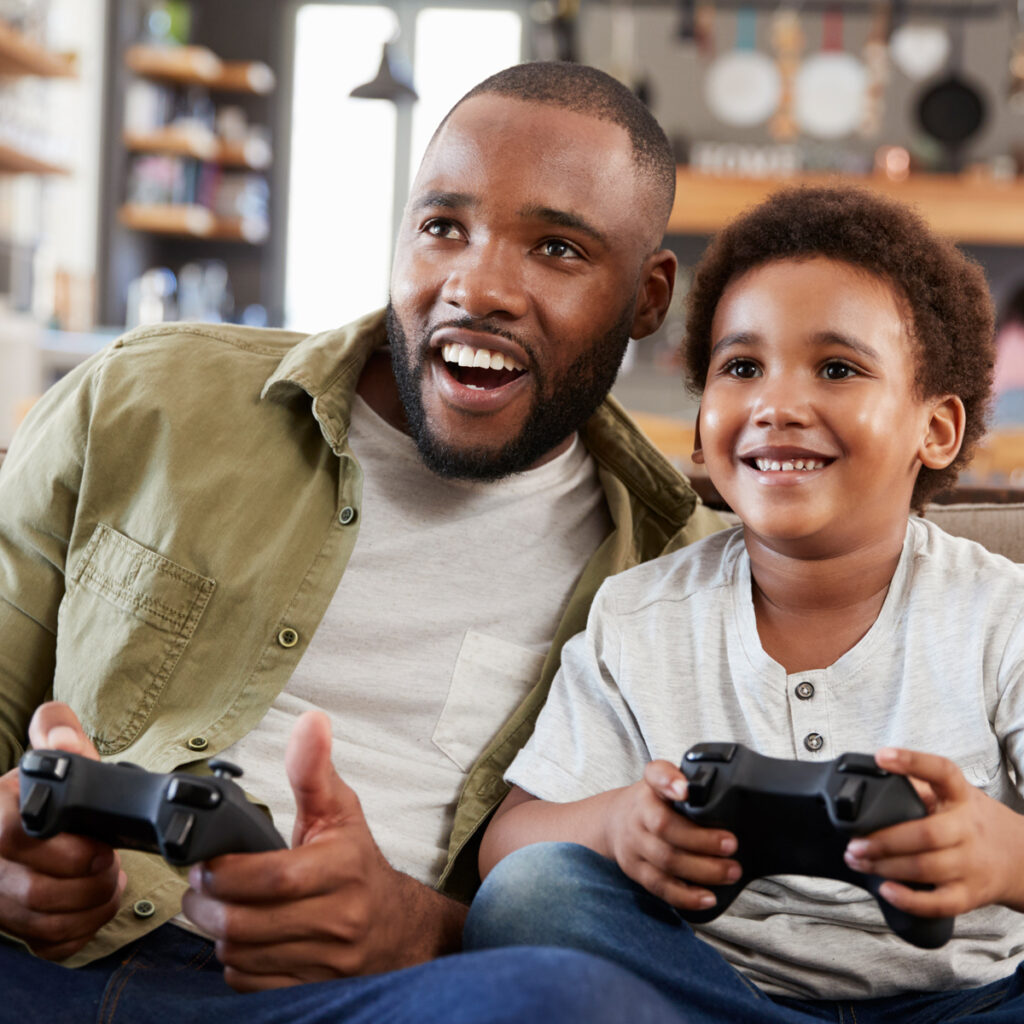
691, 407, 705, 465
919, 395, 966, 470
630, 249, 678, 340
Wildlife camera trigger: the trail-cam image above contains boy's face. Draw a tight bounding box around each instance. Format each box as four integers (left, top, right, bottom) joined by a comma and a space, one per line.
697, 256, 960, 554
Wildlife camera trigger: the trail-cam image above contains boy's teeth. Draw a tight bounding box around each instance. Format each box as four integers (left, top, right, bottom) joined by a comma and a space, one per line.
442, 342, 525, 373
755, 458, 824, 472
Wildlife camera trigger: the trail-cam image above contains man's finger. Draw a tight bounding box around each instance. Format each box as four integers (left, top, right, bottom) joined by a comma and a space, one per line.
27, 703, 100, 760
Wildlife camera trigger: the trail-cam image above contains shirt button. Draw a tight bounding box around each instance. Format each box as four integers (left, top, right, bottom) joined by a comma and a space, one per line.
795, 681, 815, 700
187, 736, 209, 752
133, 899, 156, 918
277, 627, 299, 648
338, 506, 357, 525
804, 732, 824, 753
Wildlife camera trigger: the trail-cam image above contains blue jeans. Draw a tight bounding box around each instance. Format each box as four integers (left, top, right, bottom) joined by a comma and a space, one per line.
0, 918, 687, 1023
464, 843, 1024, 1024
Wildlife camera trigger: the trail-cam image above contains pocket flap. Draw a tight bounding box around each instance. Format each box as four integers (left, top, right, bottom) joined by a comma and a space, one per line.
70, 523, 215, 637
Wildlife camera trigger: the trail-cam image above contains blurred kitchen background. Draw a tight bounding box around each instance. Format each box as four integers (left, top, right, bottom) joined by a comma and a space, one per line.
1, 0, 1022, 491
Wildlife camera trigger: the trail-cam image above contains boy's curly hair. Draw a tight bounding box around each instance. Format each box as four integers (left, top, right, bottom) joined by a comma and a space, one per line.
683, 185, 996, 509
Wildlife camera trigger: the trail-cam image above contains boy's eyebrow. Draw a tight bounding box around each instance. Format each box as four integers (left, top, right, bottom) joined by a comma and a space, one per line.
710, 331, 883, 361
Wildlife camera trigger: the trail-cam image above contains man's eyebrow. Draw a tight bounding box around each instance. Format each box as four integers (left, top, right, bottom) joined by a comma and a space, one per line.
519, 205, 609, 247
411, 190, 476, 213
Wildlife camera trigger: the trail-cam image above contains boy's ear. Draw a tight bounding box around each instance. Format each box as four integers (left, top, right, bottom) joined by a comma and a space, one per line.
919, 395, 966, 470
691, 408, 705, 465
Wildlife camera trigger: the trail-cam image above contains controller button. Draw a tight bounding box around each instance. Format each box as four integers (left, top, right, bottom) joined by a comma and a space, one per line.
837, 753, 888, 777
277, 627, 299, 648
835, 778, 866, 821
803, 732, 824, 752
20, 782, 51, 830
209, 759, 243, 779
132, 899, 156, 919
684, 743, 737, 763
795, 681, 815, 700
164, 811, 196, 859
167, 777, 221, 809
21, 751, 70, 780
186, 736, 209, 752
685, 765, 717, 807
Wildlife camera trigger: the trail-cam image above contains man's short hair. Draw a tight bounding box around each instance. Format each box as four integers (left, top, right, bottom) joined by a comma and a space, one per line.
683, 185, 996, 508
448, 61, 677, 232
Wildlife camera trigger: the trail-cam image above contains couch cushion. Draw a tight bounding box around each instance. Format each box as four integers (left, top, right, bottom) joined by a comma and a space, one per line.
922, 503, 1024, 564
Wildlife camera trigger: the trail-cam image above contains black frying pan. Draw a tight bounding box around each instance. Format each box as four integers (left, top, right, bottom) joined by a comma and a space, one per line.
916, 16, 986, 172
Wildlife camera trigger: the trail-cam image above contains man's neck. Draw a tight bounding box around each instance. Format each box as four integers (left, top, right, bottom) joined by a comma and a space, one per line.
356, 348, 408, 435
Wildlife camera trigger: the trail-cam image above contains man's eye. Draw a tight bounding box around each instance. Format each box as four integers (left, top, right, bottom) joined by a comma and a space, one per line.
424, 219, 461, 240
538, 239, 580, 259
822, 361, 858, 380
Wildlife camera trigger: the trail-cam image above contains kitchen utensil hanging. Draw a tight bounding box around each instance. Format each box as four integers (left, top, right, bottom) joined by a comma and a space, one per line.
889, 21, 951, 81
915, 12, 986, 172
794, 6, 868, 139
768, 7, 804, 141
704, 6, 781, 127
1010, 0, 1024, 114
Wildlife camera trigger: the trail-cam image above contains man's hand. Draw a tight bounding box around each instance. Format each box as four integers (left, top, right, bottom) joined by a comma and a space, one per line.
182, 710, 467, 991
0, 702, 125, 960
604, 759, 740, 912
843, 747, 1024, 918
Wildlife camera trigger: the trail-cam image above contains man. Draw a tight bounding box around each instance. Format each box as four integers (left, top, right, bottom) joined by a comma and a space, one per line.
0, 62, 720, 1020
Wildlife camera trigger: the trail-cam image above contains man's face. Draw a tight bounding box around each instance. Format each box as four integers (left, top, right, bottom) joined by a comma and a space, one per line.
387, 95, 665, 480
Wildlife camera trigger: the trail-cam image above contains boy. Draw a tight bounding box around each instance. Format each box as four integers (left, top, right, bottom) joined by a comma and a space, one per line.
463, 186, 1024, 1022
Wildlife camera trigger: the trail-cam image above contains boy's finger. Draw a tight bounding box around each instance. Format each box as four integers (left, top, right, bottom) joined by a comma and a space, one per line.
643, 760, 687, 802
874, 748, 968, 803
846, 810, 958, 862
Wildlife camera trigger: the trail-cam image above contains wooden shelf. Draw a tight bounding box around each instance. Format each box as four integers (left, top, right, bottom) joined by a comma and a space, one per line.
125, 44, 275, 94
0, 141, 68, 174
0, 20, 75, 77
124, 128, 271, 168
118, 202, 268, 243
669, 169, 1024, 246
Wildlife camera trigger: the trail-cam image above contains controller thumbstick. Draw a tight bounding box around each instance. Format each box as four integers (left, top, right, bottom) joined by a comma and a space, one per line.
209, 759, 244, 779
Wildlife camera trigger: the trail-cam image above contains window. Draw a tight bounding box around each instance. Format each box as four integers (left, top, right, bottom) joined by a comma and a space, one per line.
286, 2, 523, 332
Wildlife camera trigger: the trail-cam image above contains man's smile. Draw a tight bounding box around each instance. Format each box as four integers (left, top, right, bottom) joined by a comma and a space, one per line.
440, 341, 527, 390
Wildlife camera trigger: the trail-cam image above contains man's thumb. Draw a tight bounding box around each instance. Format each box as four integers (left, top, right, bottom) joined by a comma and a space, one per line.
28, 701, 101, 759
285, 710, 363, 846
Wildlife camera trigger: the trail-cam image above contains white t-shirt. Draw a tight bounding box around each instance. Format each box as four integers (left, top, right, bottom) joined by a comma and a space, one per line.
507, 519, 1024, 1000
221, 395, 611, 883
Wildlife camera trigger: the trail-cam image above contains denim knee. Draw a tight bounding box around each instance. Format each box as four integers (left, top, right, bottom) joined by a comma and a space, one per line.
466, 841, 612, 950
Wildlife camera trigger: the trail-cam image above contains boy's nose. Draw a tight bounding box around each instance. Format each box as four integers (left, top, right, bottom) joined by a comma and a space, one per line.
442, 242, 528, 321
753, 379, 814, 429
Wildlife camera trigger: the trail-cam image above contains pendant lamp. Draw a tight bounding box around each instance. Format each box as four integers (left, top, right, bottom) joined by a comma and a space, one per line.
350, 42, 418, 102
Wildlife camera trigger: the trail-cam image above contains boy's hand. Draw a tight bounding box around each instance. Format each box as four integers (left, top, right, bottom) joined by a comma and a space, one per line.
843, 747, 1024, 917
605, 759, 740, 912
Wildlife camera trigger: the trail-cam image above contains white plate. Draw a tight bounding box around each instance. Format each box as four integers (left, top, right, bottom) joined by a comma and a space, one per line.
794, 51, 868, 138
705, 49, 782, 127
890, 23, 951, 82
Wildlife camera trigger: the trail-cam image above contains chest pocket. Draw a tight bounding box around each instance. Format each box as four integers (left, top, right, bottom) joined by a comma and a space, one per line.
432, 630, 547, 772
56, 523, 216, 755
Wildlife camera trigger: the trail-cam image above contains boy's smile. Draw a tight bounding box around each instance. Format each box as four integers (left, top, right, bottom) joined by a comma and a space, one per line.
697, 256, 959, 556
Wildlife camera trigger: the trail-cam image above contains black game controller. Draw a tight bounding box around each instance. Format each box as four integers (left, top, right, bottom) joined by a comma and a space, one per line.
19, 749, 286, 866
673, 742, 954, 949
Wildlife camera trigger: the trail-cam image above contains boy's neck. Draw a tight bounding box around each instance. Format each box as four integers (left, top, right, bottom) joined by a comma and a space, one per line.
745, 520, 909, 674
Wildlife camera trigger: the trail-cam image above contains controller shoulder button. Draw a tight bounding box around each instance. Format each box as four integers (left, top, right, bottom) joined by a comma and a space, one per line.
20, 751, 71, 780
684, 743, 737, 764
166, 777, 221, 809
835, 777, 866, 821
837, 753, 888, 777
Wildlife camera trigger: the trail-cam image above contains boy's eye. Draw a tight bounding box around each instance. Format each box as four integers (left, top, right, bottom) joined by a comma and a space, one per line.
821, 361, 858, 380
724, 358, 761, 379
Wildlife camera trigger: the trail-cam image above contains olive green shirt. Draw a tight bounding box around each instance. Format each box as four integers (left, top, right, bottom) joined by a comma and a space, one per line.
0, 309, 723, 965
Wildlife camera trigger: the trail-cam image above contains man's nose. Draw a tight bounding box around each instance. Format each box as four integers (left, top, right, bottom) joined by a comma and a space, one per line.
441, 242, 528, 320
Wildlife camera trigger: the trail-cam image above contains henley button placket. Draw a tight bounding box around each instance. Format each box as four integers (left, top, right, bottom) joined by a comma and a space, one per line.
804, 732, 825, 753
795, 681, 815, 700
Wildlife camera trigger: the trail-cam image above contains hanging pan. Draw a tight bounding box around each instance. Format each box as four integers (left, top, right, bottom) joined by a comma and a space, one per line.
915, 14, 986, 172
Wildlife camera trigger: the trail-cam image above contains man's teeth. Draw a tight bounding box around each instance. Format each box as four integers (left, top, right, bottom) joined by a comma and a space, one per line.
442, 342, 525, 372
755, 458, 826, 472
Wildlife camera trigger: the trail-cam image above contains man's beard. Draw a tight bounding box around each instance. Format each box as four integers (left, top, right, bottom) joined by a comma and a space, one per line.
385, 301, 635, 481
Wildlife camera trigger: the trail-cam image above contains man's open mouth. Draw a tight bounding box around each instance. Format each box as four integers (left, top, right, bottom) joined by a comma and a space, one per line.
441, 342, 527, 391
